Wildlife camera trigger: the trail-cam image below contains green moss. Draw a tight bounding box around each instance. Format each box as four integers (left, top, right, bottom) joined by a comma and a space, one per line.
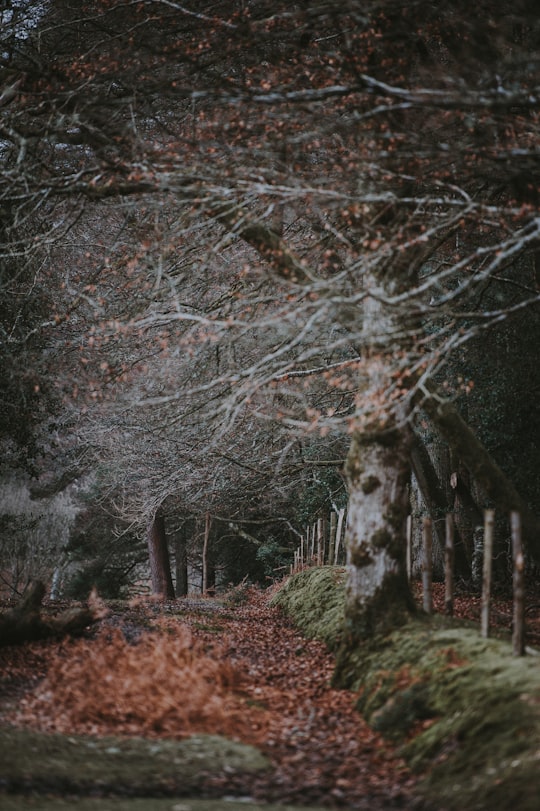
270, 567, 346, 651
371, 528, 393, 549
370, 682, 434, 739
344, 457, 364, 484
338, 572, 414, 651
0, 799, 330, 811
349, 541, 374, 566
0, 727, 269, 796
355, 627, 540, 810
383, 501, 406, 531
361, 475, 381, 494
273, 570, 540, 811
359, 427, 401, 448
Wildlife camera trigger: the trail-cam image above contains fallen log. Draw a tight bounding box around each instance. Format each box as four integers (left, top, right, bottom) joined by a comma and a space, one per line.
0, 580, 100, 647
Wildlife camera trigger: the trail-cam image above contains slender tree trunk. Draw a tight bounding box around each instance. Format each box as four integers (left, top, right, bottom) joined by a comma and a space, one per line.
175, 523, 189, 597
147, 509, 175, 600
202, 511, 211, 594
444, 514, 455, 616
328, 511, 337, 565
422, 516, 433, 614
511, 511, 525, 656
206, 559, 216, 594
481, 509, 494, 638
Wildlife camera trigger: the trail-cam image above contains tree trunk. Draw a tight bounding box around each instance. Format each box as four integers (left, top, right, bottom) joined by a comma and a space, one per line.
410, 436, 449, 550
411, 435, 471, 579
147, 510, 175, 600
342, 425, 415, 643
201, 513, 216, 594
450, 462, 480, 574
202, 511, 211, 594
423, 394, 540, 565
175, 523, 189, 598
337, 265, 417, 662
0, 580, 100, 647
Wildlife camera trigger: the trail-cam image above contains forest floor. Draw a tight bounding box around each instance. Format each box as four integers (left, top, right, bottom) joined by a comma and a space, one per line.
0, 578, 539, 811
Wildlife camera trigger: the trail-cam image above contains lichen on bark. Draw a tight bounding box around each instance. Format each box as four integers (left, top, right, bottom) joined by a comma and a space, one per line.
342, 421, 415, 647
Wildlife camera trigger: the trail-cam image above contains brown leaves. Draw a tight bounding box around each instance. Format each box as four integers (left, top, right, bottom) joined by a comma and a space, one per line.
12, 580, 536, 807
4, 589, 417, 806
189, 591, 415, 805
13, 623, 254, 740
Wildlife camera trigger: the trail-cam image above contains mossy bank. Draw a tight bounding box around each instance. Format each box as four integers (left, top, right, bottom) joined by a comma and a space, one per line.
0, 727, 272, 810
272, 567, 540, 811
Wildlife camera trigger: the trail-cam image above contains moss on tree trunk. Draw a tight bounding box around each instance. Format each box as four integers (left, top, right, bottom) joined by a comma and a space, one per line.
338, 425, 415, 670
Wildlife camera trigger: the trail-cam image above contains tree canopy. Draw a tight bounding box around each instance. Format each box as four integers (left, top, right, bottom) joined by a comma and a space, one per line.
1, 1, 539, 616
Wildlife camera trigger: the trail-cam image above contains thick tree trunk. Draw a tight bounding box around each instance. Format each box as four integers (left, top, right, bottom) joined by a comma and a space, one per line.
147, 510, 175, 600
411, 436, 472, 579
423, 395, 540, 565
338, 266, 417, 655
342, 425, 415, 642
410, 436, 449, 549
451, 465, 483, 572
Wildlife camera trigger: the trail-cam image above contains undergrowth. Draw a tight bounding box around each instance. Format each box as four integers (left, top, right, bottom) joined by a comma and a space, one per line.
12, 622, 263, 741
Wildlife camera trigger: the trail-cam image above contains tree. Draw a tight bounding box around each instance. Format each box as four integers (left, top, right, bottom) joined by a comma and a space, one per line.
1, 1, 539, 634
146, 508, 175, 599
0, 579, 102, 647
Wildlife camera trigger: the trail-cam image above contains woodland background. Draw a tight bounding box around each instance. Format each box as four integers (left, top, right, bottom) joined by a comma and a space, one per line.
1, 0, 539, 610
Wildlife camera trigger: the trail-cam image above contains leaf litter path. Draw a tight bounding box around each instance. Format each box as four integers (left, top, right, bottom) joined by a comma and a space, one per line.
190, 590, 420, 810
1, 589, 423, 810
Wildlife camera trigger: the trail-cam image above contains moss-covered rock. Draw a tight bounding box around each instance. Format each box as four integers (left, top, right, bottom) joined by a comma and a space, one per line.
0, 799, 328, 811
0, 726, 269, 795
273, 568, 540, 811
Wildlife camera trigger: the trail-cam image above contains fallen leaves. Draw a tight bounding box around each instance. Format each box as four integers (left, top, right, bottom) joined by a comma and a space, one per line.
2, 580, 539, 808
11, 622, 262, 742
1, 588, 417, 807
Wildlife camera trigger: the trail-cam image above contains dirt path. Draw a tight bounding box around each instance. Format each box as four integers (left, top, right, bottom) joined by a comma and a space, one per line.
0, 588, 423, 810
182, 590, 419, 808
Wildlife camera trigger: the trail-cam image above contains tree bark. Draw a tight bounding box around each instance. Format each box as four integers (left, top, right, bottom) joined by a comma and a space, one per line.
450, 464, 482, 571
410, 436, 450, 549
202, 511, 211, 594
411, 434, 471, 579
342, 425, 415, 643
337, 263, 417, 656
511, 511, 526, 656
147, 510, 175, 600
0, 580, 99, 647
175, 523, 189, 598
423, 394, 540, 565
480, 509, 494, 638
